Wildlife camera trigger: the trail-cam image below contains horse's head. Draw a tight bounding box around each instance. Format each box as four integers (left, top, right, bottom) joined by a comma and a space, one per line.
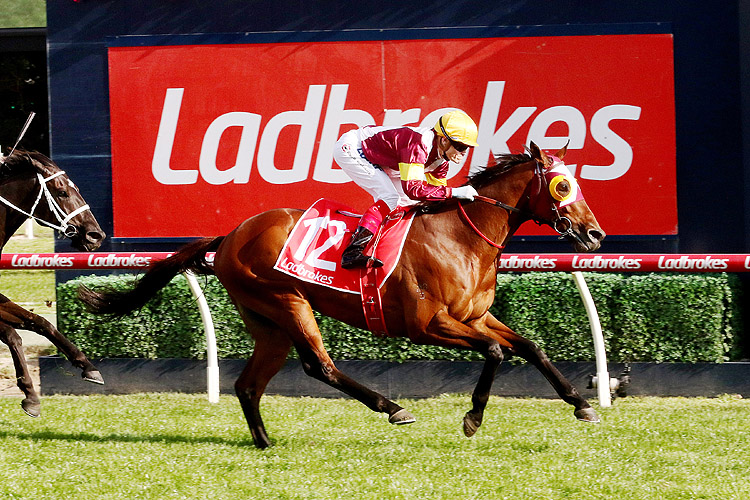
0, 151, 105, 251
524, 141, 605, 252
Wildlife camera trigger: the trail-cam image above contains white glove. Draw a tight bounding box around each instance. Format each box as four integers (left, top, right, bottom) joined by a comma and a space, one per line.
452, 185, 478, 201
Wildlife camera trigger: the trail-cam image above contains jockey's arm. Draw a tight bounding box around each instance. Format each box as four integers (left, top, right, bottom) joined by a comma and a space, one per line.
398, 162, 452, 201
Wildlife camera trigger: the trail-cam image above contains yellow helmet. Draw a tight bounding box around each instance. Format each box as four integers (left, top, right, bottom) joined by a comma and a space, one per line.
434, 110, 479, 148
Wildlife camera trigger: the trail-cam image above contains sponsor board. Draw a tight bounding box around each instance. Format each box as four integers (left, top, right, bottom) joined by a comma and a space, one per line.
108, 34, 677, 238
0, 253, 175, 269
1, 253, 749, 272
494, 254, 749, 272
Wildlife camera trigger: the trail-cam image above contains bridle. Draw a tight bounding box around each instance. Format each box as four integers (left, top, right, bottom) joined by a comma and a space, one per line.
457, 159, 582, 249
0, 169, 90, 238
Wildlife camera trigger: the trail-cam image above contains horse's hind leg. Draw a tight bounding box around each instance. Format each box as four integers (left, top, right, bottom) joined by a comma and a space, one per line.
283, 300, 414, 426
0, 321, 41, 417
0, 296, 103, 384
233, 309, 293, 449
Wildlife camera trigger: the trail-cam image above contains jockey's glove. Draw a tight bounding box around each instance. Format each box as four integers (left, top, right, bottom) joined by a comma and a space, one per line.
452, 185, 479, 201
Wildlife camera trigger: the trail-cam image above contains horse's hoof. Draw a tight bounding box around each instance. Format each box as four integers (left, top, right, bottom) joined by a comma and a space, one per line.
575, 407, 601, 423
388, 408, 416, 425
463, 413, 481, 437
21, 399, 41, 418
82, 370, 105, 385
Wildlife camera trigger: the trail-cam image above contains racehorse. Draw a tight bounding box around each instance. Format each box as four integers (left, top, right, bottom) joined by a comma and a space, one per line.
0, 150, 106, 417
79, 142, 605, 448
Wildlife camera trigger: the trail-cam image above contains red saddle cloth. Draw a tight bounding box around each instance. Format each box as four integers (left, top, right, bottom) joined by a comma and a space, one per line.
274, 198, 414, 295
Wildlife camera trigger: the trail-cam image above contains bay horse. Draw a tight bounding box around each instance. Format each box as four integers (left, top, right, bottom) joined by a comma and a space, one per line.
0, 150, 106, 417
79, 142, 604, 448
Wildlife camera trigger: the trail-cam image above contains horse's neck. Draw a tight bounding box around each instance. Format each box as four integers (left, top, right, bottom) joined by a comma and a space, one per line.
0, 176, 39, 248
472, 163, 536, 241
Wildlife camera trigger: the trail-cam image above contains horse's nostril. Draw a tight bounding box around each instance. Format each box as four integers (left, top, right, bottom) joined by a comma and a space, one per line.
87, 231, 105, 242
588, 229, 606, 242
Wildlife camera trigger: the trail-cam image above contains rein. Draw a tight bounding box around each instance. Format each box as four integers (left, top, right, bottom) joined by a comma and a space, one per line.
0, 170, 89, 237
457, 200, 506, 249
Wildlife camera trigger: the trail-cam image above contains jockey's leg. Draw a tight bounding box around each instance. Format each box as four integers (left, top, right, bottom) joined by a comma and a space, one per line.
341, 199, 391, 269
333, 130, 400, 269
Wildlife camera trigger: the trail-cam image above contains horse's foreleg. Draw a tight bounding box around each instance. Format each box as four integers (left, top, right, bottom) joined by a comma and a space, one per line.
0, 322, 41, 417
284, 302, 414, 426
423, 311, 507, 437
463, 342, 504, 437
484, 314, 599, 423
0, 297, 103, 385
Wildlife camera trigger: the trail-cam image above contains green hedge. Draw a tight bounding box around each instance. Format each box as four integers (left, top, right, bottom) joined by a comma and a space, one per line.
57, 272, 743, 363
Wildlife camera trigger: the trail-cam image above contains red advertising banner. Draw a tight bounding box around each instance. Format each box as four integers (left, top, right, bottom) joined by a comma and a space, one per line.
108, 34, 676, 238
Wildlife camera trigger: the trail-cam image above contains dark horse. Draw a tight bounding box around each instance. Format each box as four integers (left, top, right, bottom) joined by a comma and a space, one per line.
80, 142, 605, 448
0, 150, 106, 416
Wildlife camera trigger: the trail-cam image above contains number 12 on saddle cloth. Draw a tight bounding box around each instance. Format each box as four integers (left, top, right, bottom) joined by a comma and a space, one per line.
273, 198, 414, 295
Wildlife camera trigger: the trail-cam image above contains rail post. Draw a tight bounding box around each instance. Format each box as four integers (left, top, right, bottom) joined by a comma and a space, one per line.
183, 271, 220, 403
571, 271, 611, 407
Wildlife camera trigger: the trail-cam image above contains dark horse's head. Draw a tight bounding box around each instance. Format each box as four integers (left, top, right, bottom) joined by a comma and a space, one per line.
0, 150, 105, 251
469, 141, 605, 252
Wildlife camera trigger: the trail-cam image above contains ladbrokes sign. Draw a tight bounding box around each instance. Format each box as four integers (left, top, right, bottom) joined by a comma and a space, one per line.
108, 34, 676, 238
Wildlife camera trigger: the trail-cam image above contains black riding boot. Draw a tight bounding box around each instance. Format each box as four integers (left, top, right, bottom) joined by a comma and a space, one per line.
341, 227, 384, 269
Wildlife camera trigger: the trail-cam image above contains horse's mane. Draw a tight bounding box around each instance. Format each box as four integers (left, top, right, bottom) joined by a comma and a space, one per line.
417, 152, 533, 212
0, 150, 57, 181
467, 152, 532, 189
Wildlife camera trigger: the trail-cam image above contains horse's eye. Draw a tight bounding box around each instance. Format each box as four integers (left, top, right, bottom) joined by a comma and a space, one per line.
554, 181, 571, 198
58, 190, 70, 199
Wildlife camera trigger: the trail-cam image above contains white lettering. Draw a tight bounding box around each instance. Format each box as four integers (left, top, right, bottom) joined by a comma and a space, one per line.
572, 255, 642, 270
199, 112, 260, 184
313, 84, 374, 184
86, 253, 153, 268
152, 88, 199, 185
497, 255, 557, 270
279, 256, 335, 286
473, 81, 536, 175
526, 106, 586, 175
10, 254, 74, 268
257, 84, 326, 184
580, 105, 641, 181
657, 255, 729, 270
151, 82, 643, 186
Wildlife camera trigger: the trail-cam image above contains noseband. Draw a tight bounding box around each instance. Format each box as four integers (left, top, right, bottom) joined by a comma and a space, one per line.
0, 170, 90, 237
457, 159, 582, 249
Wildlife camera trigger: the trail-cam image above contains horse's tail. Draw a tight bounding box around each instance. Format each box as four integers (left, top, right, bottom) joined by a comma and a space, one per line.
77, 236, 225, 316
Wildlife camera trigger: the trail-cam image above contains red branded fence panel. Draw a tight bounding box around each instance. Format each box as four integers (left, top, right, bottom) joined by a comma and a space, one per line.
108, 34, 676, 239
496, 254, 750, 273
2, 254, 749, 272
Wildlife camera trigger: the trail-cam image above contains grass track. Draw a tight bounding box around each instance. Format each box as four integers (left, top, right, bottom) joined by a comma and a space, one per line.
0, 394, 748, 499
0, 224, 56, 313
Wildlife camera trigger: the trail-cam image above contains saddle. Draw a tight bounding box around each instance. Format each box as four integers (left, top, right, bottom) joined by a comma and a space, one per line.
273, 198, 415, 336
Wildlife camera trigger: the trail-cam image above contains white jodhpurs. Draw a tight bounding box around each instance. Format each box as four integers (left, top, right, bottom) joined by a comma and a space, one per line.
333, 129, 414, 210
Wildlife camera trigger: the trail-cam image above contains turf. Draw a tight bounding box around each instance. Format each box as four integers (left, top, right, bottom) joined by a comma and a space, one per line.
0, 394, 747, 499
0, 0, 46, 28
0, 224, 55, 313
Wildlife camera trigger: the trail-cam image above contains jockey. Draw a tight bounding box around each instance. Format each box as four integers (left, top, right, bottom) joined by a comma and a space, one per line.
333, 109, 479, 269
